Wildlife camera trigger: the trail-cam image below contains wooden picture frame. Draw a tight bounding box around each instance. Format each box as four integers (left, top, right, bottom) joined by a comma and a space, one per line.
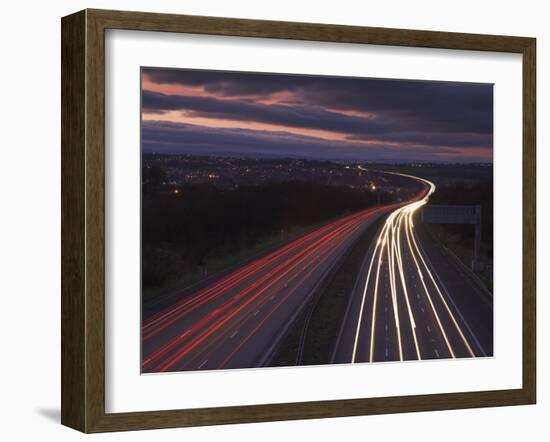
61, 8, 536, 433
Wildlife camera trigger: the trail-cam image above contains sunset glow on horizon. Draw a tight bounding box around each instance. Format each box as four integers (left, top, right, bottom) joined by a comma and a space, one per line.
141, 68, 493, 163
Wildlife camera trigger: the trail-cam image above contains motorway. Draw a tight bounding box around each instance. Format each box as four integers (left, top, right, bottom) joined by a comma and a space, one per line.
142, 199, 400, 373
333, 171, 492, 363
142, 170, 492, 373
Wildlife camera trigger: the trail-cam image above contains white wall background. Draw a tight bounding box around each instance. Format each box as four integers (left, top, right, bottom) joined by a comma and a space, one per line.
0, 0, 546, 440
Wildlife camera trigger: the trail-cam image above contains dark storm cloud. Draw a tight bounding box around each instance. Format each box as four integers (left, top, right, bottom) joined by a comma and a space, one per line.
142, 68, 493, 162
144, 68, 493, 135
142, 90, 393, 135
143, 90, 492, 150
142, 121, 491, 163
299, 80, 494, 134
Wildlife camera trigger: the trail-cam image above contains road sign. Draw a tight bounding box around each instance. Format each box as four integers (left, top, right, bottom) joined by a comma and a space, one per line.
422, 205, 480, 225
422, 205, 482, 271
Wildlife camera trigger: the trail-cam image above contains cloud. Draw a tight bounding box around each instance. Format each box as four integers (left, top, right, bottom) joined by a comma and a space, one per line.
301, 80, 494, 134
142, 120, 492, 163
142, 90, 492, 152
144, 68, 493, 132
142, 90, 393, 136
348, 131, 493, 149
141, 68, 494, 162
143, 68, 310, 96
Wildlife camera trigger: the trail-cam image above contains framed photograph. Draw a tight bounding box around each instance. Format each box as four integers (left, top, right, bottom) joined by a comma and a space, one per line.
61, 9, 536, 432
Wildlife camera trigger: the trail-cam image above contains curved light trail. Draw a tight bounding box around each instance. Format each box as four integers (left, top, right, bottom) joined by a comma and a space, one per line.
351, 168, 478, 363
142, 195, 401, 373
142, 165, 486, 373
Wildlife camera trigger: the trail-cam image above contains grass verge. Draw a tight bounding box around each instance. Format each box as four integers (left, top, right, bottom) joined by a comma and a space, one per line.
269, 217, 384, 367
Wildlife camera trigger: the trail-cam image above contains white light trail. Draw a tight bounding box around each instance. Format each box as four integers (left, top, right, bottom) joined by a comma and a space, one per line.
395, 214, 422, 360
407, 213, 476, 357
351, 168, 476, 363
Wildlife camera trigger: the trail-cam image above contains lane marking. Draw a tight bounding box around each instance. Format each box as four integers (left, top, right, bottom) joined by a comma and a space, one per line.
350, 170, 465, 364
154, 209, 371, 371
351, 222, 384, 363
404, 212, 456, 358
369, 226, 390, 362
416, 235, 486, 357
198, 359, 208, 369
230, 330, 238, 339
386, 220, 404, 362
394, 213, 421, 360
408, 215, 475, 357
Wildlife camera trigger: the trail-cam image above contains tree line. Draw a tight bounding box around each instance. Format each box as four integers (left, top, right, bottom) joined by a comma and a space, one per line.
142, 179, 382, 289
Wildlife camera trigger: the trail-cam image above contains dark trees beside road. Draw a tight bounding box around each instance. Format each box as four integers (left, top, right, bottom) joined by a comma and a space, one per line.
142, 179, 382, 289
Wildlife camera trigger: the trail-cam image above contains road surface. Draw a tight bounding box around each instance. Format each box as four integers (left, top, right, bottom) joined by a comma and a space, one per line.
332, 172, 492, 363
142, 170, 492, 373
142, 200, 402, 373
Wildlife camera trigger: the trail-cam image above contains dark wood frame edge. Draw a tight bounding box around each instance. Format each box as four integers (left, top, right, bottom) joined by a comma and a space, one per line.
61, 8, 536, 433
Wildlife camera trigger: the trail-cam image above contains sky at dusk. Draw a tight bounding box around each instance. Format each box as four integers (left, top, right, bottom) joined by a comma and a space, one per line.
141, 68, 494, 163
